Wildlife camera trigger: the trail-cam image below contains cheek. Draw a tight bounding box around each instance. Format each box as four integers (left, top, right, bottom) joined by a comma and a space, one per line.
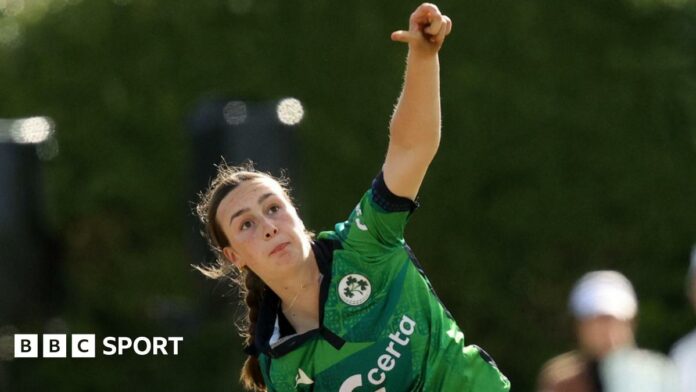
274, 210, 298, 228
290, 217, 304, 231
286, 211, 305, 230
228, 231, 256, 254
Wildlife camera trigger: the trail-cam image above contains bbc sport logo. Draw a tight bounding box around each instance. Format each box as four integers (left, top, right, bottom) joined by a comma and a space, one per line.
14, 334, 183, 358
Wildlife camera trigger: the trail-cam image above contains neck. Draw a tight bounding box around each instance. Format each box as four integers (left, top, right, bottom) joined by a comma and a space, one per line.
265, 244, 321, 333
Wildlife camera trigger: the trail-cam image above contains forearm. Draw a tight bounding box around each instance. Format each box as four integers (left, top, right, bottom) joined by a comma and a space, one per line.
389, 50, 441, 154
381, 3, 451, 199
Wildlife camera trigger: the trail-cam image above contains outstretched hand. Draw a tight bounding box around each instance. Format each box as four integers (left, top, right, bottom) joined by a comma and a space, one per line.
391, 3, 452, 55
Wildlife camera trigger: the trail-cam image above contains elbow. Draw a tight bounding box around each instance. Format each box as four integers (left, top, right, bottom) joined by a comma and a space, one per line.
388, 135, 440, 166
389, 131, 440, 157
419, 136, 440, 160
388, 120, 441, 148
425, 139, 440, 162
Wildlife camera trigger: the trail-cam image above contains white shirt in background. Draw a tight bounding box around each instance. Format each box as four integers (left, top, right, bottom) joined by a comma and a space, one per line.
671, 329, 696, 392
601, 346, 680, 392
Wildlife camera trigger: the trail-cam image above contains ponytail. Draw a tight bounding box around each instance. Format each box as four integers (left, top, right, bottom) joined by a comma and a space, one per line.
239, 270, 266, 391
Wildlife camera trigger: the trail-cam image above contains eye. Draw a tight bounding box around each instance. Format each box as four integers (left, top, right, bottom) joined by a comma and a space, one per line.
268, 204, 281, 214
240, 220, 253, 231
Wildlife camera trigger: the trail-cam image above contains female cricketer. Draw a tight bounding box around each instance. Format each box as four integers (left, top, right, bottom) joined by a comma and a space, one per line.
196, 3, 511, 391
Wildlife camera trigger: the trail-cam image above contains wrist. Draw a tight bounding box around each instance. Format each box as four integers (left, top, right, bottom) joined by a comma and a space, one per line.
407, 47, 440, 62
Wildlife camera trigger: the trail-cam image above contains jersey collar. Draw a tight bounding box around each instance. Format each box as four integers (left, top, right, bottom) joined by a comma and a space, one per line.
248, 237, 345, 358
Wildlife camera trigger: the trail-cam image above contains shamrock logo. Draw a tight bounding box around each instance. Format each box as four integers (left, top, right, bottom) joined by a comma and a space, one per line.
338, 274, 372, 306
343, 276, 369, 298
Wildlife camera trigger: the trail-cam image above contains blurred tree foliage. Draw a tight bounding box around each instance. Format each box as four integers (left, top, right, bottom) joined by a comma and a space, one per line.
1, 0, 695, 390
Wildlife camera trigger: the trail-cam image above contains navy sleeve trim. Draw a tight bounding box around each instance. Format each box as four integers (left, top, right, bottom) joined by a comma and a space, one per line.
371, 171, 419, 213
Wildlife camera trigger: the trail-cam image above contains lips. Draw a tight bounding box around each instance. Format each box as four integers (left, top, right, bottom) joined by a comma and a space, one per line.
270, 242, 290, 256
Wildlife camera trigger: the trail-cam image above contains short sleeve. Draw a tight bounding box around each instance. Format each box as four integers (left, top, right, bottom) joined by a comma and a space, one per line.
333, 172, 418, 256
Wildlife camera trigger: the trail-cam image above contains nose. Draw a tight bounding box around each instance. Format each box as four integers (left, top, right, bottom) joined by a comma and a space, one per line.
263, 220, 278, 240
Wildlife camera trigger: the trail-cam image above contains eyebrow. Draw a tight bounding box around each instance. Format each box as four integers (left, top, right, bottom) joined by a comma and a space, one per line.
228, 192, 275, 226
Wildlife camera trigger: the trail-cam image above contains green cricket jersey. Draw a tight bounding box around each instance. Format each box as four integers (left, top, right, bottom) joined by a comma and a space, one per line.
249, 172, 510, 391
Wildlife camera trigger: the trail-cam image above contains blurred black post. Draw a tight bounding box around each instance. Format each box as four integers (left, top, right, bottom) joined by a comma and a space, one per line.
0, 117, 60, 328
186, 97, 303, 314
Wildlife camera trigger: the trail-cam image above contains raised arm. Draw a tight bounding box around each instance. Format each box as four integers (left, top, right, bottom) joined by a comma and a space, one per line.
383, 3, 452, 200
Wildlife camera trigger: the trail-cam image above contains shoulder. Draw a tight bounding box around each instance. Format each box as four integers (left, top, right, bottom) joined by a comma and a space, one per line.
332, 172, 419, 253
671, 328, 696, 360
370, 171, 419, 213
605, 347, 677, 374
540, 351, 586, 377
538, 351, 588, 389
602, 347, 679, 391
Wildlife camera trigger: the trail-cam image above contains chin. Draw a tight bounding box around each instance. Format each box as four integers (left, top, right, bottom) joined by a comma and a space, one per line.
272, 248, 300, 267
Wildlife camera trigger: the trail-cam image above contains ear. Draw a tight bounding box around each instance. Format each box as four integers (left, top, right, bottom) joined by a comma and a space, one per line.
223, 246, 246, 269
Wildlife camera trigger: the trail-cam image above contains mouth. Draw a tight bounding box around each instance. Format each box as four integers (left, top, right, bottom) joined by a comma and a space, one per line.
269, 242, 290, 256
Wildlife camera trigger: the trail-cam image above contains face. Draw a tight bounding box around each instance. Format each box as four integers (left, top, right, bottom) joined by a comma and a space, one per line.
215, 177, 311, 282
576, 315, 634, 359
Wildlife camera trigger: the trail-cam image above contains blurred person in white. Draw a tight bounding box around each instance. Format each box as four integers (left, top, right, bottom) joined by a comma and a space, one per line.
538, 270, 679, 392
670, 245, 696, 392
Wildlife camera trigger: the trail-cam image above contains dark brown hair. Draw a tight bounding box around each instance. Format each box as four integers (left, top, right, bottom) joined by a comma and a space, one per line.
195, 162, 292, 391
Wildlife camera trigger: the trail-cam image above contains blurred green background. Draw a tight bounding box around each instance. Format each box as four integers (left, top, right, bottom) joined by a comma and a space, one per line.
1, 0, 696, 391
